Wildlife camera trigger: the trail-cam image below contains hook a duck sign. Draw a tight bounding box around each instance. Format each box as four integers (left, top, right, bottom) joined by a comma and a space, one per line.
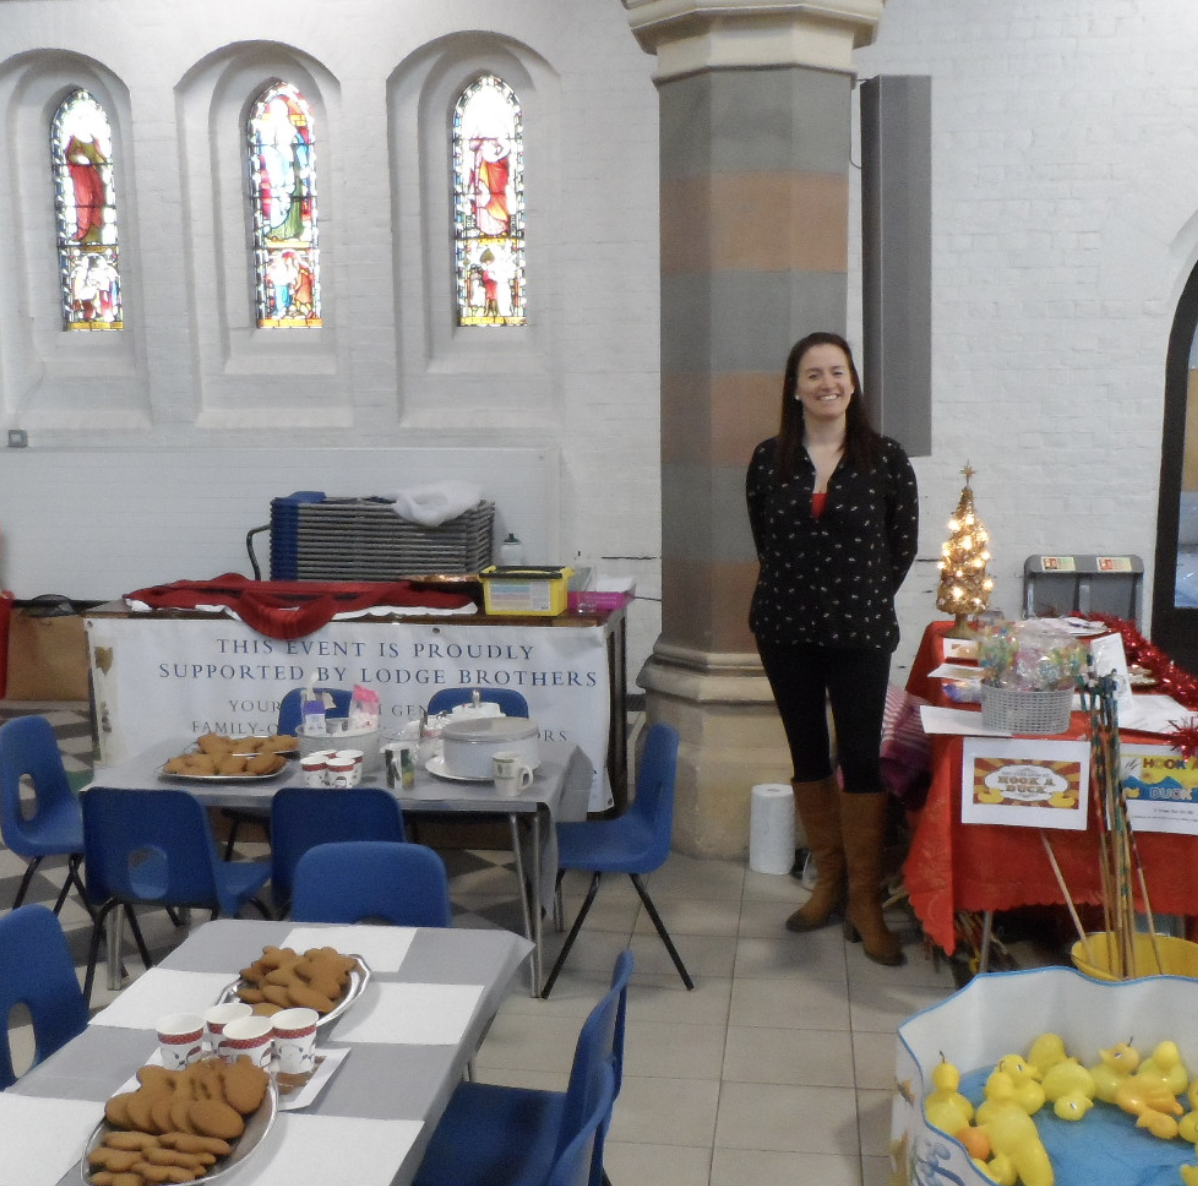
962, 737, 1090, 830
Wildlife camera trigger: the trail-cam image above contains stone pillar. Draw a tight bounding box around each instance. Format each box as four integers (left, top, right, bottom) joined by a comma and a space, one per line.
623, 0, 886, 856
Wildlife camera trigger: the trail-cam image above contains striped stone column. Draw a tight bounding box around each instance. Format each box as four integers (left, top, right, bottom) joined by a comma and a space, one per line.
623, 0, 886, 855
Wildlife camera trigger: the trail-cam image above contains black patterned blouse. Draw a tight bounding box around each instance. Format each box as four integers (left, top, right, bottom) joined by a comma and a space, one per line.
746, 434, 919, 652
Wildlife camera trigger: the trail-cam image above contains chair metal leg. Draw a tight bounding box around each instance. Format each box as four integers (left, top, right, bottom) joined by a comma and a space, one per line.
84, 900, 119, 1004
629, 873, 694, 990
11, 855, 43, 910
222, 820, 241, 862
124, 904, 153, 971
507, 814, 538, 996
541, 871, 604, 999
553, 870, 565, 932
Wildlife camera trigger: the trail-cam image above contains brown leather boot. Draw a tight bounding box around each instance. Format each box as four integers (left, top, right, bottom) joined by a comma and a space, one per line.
785, 778, 845, 932
837, 791, 905, 965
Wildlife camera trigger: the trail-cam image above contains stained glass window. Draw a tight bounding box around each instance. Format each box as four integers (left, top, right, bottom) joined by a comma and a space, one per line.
452, 75, 525, 327
247, 81, 320, 328
51, 90, 121, 330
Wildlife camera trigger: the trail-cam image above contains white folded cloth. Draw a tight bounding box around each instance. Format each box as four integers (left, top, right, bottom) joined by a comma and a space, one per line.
388, 481, 484, 527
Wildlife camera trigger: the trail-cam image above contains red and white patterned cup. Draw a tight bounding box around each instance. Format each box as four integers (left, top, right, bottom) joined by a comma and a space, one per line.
156, 1012, 205, 1070
203, 1001, 252, 1052
217, 1014, 274, 1068
272, 1007, 319, 1078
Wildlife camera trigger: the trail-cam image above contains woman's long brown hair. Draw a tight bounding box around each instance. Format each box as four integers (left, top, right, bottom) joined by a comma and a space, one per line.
774, 331, 882, 482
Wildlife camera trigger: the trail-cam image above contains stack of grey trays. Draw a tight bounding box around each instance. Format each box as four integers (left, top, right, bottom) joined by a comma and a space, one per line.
270, 494, 495, 580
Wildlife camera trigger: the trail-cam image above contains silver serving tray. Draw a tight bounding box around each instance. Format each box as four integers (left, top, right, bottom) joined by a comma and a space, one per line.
80, 1075, 278, 1184
157, 758, 292, 784
216, 954, 371, 1030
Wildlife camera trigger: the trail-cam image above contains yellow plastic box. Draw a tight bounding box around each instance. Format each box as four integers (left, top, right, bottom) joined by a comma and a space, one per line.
479, 566, 573, 616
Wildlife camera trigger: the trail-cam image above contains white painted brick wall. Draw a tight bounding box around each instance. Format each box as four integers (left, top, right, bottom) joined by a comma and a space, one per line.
853, 0, 1197, 675
0, 0, 665, 681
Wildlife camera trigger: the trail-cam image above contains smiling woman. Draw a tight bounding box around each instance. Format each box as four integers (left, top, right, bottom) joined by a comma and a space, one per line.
746, 330, 919, 967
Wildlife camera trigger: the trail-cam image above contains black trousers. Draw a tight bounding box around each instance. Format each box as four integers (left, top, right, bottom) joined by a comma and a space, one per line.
756, 640, 891, 794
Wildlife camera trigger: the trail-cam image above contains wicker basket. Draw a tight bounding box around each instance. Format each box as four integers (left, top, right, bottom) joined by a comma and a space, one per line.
980, 684, 1073, 734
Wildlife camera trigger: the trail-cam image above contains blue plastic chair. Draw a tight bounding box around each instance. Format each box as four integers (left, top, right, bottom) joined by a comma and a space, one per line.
0, 904, 89, 1089
270, 787, 406, 916
542, 723, 693, 998
290, 840, 453, 927
222, 685, 356, 859
427, 688, 530, 717
81, 787, 272, 1003
0, 715, 89, 914
414, 951, 631, 1186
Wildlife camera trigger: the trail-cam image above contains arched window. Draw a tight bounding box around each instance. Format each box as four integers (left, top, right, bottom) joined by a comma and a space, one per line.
50, 89, 121, 330
452, 74, 525, 327
247, 81, 320, 328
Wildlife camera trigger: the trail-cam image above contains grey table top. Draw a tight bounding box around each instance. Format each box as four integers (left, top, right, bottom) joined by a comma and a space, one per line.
87, 738, 593, 823
10, 918, 532, 1186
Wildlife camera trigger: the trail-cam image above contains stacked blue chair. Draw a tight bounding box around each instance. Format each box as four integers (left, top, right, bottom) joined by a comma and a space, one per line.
269, 788, 406, 916
0, 904, 90, 1089
427, 687, 530, 718
290, 840, 452, 927
222, 685, 355, 859
0, 715, 90, 915
542, 723, 693, 998
414, 950, 632, 1186
81, 787, 272, 1003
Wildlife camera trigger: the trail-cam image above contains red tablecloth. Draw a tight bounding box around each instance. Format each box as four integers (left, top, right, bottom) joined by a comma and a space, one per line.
901, 621, 1198, 954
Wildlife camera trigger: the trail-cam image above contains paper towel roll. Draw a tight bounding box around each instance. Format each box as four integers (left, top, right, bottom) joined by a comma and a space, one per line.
749, 782, 795, 875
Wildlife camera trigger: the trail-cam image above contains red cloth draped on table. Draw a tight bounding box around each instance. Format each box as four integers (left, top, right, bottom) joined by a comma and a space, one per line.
124, 574, 475, 641
903, 617, 1198, 954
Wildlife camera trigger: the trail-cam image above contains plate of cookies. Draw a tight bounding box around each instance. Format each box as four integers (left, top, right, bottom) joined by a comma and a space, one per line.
219, 944, 370, 1030
159, 733, 298, 782
81, 1055, 277, 1185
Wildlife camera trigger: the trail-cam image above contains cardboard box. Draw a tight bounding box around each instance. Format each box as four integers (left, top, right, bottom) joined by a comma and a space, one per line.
6, 608, 89, 701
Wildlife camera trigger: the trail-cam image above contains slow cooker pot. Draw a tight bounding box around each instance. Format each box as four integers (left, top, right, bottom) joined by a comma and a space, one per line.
441, 716, 540, 780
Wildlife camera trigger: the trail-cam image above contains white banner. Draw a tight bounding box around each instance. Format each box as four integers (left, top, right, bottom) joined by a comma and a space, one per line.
86, 615, 612, 809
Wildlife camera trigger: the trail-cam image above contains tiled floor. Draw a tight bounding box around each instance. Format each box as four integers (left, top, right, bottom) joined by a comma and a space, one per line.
0, 700, 965, 1186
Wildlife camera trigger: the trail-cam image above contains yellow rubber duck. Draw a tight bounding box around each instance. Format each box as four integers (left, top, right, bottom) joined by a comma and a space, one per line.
925, 1058, 975, 1136
1053, 1092, 1094, 1122
1090, 1040, 1141, 1104
979, 1083, 1054, 1186
1026, 1033, 1069, 1075
1135, 1108, 1180, 1140
1139, 1040, 1190, 1097
1179, 1163, 1198, 1186
977, 1151, 1018, 1186
996, 1053, 1046, 1116
1177, 1110, 1198, 1143
976, 785, 1004, 804
1042, 1058, 1096, 1103
1049, 791, 1077, 809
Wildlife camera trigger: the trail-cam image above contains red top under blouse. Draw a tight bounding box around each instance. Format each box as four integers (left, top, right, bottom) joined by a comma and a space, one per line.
811, 492, 828, 519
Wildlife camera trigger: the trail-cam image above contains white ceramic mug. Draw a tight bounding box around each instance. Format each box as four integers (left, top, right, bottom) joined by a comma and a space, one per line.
203, 1001, 252, 1052
272, 1006, 320, 1079
218, 1015, 275, 1068
492, 750, 534, 796
156, 1012, 205, 1070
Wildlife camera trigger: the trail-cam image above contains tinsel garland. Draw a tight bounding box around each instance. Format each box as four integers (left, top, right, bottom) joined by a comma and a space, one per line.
1088, 614, 1198, 756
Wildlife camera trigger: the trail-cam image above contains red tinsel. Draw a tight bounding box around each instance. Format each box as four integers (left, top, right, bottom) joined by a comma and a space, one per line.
1088, 614, 1198, 754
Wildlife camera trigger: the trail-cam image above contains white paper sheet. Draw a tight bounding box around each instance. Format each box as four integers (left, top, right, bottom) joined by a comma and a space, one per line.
88, 969, 233, 1029
223, 1112, 423, 1186
281, 926, 416, 974
1117, 694, 1195, 736
919, 705, 1012, 736
0, 1094, 100, 1186
331, 982, 484, 1045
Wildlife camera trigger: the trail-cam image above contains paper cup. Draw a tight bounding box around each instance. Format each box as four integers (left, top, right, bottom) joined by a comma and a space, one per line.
218, 1014, 274, 1068
272, 1007, 319, 1079
156, 1012, 205, 1070
326, 754, 357, 788
203, 1001, 252, 1051
301, 754, 328, 787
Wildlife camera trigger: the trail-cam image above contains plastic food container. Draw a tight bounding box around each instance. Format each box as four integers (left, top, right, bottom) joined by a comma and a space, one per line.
479, 566, 573, 616
441, 716, 541, 779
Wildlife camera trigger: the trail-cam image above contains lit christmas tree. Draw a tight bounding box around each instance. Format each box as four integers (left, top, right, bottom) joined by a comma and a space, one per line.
937, 463, 995, 637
